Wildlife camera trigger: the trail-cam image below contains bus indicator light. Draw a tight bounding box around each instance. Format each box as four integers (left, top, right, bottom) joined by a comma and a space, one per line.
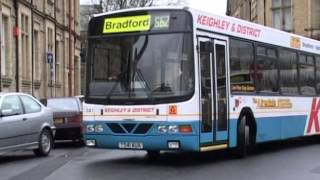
169, 105, 178, 115
179, 125, 192, 133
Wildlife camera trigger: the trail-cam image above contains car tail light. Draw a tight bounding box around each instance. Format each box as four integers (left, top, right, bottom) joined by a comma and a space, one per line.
68, 114, 82, 123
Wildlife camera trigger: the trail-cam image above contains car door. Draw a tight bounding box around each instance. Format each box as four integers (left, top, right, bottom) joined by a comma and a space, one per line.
0, 95, 26, 149
19, 95, 43, 144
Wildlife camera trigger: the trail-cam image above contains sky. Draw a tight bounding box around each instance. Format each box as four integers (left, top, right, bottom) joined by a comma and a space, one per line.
80, 0, 227, 15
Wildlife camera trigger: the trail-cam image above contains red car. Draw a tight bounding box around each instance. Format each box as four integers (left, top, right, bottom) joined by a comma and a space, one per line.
42, 97, 83, 143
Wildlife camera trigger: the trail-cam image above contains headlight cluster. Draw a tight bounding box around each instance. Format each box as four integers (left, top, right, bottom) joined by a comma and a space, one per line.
86, 124, 104, 133
157, 124, 192, 134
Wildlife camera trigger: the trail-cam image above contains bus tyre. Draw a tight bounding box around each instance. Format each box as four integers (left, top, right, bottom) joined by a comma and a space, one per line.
236, 115, 250, 158
146, 150, 160, 159
34, 129, 53, 157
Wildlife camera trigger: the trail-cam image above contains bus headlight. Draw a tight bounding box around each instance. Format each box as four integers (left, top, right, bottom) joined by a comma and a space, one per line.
168, 125, 179, 133
158, 125, 168, 133
86, 139, 96, 147
86, 124, 95, 133
95, 124, 104, 133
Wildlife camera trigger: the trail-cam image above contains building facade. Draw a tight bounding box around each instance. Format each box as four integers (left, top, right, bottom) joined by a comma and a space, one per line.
227, 0, 320, 40
0, 0, 81, 99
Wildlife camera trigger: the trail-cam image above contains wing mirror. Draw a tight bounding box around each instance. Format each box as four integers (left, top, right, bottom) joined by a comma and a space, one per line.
1, 109, 16, 117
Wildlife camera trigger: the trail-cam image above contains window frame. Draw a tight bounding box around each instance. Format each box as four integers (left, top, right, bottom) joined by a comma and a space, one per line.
254, 43, 280, 95
0, 95, 24, 116
271, 0, 292, 32
298, 53, 316, 96
19, 95, 42, 114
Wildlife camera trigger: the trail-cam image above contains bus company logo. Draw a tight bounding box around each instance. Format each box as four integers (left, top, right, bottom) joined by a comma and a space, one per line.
103, 15, 151, 33
306, 98, 320, 134
290, 37, 301, 49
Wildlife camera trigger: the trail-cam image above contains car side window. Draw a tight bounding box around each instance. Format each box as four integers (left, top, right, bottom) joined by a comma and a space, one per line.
1, 95, 23, 115
20, 96, 41, 114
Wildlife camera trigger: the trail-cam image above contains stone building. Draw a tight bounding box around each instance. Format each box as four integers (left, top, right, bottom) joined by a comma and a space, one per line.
0, 0, 81, 99
227, 0, 320, 40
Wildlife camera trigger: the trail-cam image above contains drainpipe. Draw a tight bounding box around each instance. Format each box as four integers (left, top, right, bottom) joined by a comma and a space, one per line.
14, 0, 19, 92
264, 0, 266, 26
74, 2, 77, 96
54, 0, 56, 97
0, 5, 2, 91
249, 0, 252, 21
69, 0, 72, 96
31, 0, 34, 95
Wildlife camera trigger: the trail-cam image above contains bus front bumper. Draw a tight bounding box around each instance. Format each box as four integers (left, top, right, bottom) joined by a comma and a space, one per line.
84, 134, 199, 152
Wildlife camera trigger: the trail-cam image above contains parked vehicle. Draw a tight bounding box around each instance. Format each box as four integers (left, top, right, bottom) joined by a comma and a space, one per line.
42, 97, 83, 142
0, 92, 55, 157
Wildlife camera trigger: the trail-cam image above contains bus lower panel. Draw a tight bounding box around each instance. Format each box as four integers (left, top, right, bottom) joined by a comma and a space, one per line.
85, 134, 199, 152
229, 115, 308, 148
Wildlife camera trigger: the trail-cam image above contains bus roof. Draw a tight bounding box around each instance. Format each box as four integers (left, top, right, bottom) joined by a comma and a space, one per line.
92, 6, 320, 55
92, 6, 186, 17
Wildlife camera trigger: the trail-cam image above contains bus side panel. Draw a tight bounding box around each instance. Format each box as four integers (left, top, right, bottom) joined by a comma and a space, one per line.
255, 115, 307, 142
229, 96, 319, 147
229, 118, 238, 148
229, 115, 308, 148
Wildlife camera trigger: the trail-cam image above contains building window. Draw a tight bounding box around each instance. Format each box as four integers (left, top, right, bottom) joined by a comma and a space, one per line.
33, 29, 40, 79
21, 13, 30, 79
272, 0, 292, 31
56, 36, 63, 85
1, 14, 10, 76
47, 27, 54, 52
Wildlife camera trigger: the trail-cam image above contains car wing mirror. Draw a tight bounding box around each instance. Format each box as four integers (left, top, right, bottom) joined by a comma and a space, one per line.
1, 109, 16, 117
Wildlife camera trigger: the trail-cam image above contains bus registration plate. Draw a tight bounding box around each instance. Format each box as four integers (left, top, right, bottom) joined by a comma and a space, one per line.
118, 142, 143, 149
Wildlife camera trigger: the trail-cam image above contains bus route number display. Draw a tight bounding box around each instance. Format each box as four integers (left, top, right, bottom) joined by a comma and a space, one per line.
154, 15, 170, 29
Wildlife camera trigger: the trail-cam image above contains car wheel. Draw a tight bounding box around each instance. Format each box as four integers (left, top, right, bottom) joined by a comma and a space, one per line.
34, 129, 53, 157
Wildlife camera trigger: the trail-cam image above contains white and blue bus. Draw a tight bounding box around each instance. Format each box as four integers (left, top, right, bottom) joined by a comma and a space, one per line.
83, 6, 320, 157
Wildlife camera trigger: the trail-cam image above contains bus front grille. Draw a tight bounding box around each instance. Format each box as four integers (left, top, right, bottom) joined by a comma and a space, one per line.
106, 123, 153, 134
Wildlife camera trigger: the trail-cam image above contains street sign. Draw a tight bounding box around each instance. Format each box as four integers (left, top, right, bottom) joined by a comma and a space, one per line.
47, 52, 53, 64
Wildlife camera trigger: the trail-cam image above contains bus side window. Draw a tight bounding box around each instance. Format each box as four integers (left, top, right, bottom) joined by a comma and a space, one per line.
229, 39, 255, 93
255, 46, 279, 94
316, 56, 320, 94
279, 49, 299, 95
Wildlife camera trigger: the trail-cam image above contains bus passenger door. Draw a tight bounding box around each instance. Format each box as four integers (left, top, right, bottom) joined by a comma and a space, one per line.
199, 37, 214, 146
199, 37, 229, 151
213, 40, 229, 143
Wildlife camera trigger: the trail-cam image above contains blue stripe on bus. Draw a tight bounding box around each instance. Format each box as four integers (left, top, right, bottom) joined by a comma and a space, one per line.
84, 115, 308, 151
229, 115, 308, 148
85, 134, 199, 151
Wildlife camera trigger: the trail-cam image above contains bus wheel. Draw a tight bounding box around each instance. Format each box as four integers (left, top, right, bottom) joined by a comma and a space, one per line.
146, 150, 160, 159
236, 115, 250, 158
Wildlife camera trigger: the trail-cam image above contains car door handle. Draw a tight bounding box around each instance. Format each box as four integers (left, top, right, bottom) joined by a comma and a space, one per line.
22, 118, 28, 121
